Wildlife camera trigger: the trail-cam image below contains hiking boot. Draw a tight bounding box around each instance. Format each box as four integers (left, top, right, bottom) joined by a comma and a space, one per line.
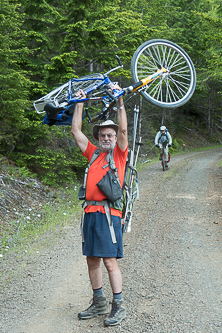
104, 299, 126, 326
165, 162, 168, 167
78, 294, 108, 319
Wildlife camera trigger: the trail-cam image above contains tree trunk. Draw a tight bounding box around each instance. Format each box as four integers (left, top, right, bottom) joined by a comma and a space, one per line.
207, 93, 211, 133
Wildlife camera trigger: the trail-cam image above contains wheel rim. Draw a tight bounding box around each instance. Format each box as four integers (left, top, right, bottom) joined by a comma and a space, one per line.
134, 41, 195, 107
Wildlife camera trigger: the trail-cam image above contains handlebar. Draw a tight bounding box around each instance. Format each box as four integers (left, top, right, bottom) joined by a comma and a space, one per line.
115, 55, 123, 67
104, 55, 123, 76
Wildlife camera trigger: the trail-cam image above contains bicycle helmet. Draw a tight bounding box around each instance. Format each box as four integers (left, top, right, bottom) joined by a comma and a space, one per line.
160, 126, 166, 131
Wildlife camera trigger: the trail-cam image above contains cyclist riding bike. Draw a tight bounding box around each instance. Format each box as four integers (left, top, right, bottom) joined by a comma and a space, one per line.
155, 126, 172, 168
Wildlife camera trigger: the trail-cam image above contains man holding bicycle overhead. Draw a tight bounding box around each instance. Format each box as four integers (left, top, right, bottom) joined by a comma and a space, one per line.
155, 125, 172, 167
71, 85, 128, 327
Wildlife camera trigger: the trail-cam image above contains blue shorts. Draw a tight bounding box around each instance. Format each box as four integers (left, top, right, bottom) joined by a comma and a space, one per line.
82, 212, 123, 259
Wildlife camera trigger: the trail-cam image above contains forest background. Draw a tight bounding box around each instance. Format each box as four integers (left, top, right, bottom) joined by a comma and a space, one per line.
1, 0, 222, 188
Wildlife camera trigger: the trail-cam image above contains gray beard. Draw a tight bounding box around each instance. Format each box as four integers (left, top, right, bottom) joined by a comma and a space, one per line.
99, 141, 116, 152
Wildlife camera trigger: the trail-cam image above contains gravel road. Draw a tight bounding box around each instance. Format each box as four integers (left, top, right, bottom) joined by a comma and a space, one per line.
1, 148, 222, 333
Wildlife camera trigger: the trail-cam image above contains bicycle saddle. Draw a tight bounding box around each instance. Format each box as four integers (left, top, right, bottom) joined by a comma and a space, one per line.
44, 103, 67, 120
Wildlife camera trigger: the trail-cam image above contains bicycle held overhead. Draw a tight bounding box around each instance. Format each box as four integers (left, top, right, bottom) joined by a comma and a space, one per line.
33, 39, 196, 126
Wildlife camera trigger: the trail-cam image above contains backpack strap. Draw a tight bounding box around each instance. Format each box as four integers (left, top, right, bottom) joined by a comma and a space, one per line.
106, 149, 121, 186
89, 148, 101, 166
82, 148, 101, 190
82, 200, 117, 243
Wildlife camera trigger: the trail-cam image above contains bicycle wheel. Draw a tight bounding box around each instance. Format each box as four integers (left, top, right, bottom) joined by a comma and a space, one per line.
162, 155, 165, 171
33, 74, 106, 113
131, 39, 196, 108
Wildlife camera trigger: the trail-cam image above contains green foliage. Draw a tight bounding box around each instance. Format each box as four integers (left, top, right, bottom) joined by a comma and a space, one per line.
20, 148, 77, 187
71, 147, 89, 178
0, 1, 32, 150
1, 0, 222, 187
2, 164, 36, 180
44, 51, 78, 84
170, 139, 184, 153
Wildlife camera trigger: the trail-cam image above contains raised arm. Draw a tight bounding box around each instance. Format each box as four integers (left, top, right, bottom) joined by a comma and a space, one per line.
115, 91, 128, 151
70, 90, 88, 153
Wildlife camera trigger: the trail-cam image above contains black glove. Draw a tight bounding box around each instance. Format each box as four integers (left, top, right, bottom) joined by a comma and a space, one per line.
155, 144, 160, 148
168, 144, 171, 147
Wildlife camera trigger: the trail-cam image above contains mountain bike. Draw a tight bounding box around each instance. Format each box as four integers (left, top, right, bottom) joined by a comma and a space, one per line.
34, 39, 196, 126
33, 39, 196, 232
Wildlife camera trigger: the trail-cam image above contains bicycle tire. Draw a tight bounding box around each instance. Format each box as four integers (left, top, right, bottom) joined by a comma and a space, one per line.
34, 73, 106, 113
131, 39, 196, 108
162, 155, 165, 171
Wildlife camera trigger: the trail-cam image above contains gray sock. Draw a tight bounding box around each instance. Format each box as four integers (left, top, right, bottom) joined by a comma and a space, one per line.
93, 287, 103, 297
113, 292, 122, 300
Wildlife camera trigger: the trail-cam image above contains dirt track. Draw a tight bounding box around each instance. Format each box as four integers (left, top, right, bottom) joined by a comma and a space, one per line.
1, 148, 222, 333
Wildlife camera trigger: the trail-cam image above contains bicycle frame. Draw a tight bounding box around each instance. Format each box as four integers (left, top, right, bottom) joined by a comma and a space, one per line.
68, 76, 124, 105
33, 59, 168, 125
122, 105, 141, 234
66, 68, 168, 105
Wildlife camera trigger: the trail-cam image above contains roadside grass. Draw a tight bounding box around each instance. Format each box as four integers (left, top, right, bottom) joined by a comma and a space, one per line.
172, 143, 222, 155
137, 143, 222, 171
0, 186, 82, 258
0, 184, 84, 288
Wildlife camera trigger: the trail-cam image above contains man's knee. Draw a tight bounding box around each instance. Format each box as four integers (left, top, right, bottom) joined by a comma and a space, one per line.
103, 258, 118, 271
87, 256, 101, 269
